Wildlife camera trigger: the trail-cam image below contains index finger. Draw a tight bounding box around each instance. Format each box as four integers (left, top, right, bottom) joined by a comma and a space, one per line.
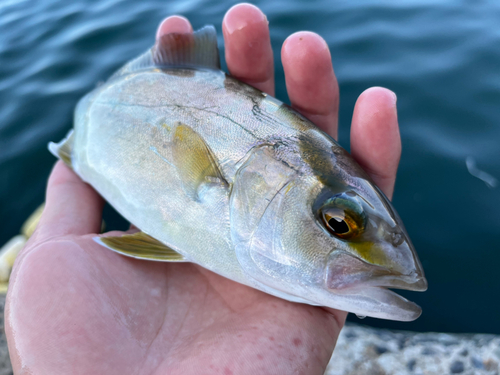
222, 4, 275, 95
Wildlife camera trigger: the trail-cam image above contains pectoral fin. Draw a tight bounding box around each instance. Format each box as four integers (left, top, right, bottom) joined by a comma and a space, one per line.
95, 232, 187, 262
172, 123, 228, 199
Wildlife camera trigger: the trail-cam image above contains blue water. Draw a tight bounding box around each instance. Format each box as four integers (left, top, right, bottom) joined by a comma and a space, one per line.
1, 0, 499, 334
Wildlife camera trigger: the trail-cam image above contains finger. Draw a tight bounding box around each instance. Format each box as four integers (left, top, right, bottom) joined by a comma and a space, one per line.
350, 87, 401, 199
282, 32, 339, 139
156, 16, 193, 39
223, 4, 275, 95
38, 162, 104, 238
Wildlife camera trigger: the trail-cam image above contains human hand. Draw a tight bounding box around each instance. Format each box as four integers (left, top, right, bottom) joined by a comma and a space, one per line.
6, 4, 401, 374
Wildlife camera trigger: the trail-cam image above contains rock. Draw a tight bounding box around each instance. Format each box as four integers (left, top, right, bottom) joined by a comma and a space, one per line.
471, 357, 485, 369
407, 359, 416, 371
450, 360, 464, 373
374, 345, 389, 355
484, 359, 498, 372
421, 346, 436, 355
326, 323, 500, 375
0, 295, 12, 375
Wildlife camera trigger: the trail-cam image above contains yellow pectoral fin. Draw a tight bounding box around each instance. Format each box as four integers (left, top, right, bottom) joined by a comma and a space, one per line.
172, 123, 228, 200
95, 232, 187, 262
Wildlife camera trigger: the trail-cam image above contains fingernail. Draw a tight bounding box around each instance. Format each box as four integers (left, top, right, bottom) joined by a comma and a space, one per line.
156, 16, 192, 40
223, 3, 266, 35
390, 90, 397, 107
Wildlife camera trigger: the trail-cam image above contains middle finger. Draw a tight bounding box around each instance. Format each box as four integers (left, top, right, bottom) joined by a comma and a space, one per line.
282, 32, 339, 140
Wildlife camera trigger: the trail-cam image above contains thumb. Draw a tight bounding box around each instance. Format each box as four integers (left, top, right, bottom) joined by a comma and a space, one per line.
37, 161, 104, 241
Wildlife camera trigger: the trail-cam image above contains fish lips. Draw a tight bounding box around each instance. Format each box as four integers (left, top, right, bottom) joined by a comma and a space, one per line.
325, 250, 427, 311
325, 251, 427, 292
324, 251, 427, 321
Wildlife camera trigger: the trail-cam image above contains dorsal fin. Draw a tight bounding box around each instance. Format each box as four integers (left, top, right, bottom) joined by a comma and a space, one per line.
153, 25, 221, 69
113, 26, 220, 77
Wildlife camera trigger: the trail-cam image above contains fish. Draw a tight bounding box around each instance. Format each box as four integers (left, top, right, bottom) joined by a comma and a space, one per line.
49, 26, 427, 321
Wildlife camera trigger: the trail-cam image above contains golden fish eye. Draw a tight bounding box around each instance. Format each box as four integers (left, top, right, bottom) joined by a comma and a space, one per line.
321, 208, 361, 240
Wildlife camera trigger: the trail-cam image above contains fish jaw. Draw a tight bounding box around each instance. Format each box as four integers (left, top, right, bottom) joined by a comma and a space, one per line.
323, 251, 426, 321
330, 285, 423, 322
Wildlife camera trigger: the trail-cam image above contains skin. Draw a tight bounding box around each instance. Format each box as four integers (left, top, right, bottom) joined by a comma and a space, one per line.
5, 4, 401, 374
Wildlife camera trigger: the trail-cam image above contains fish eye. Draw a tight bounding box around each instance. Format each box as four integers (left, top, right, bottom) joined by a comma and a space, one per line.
319, 195, 366, 240
323, 209, 350, 234
321, 208, 360, 239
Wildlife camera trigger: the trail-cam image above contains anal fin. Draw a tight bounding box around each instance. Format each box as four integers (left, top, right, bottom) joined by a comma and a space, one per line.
95, 232, 187, 262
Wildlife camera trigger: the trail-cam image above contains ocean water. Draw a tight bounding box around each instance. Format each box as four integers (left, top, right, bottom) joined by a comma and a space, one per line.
0, 0, 499, 334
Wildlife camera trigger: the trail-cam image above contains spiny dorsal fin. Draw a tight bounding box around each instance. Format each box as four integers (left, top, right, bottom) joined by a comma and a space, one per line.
172, 123, 228, 200
95, 232, 187, 262
153, 25, 220, 69
114, 26, 220, 77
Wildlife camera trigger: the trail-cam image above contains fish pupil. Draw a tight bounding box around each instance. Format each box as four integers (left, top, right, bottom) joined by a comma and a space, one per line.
328, 217, 349, 234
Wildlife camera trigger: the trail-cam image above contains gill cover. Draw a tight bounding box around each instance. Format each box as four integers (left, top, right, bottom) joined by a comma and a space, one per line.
229, 146, 298, 291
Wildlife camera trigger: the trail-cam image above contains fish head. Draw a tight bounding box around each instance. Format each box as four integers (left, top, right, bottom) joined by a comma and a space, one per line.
319, 186, 427, 290
311, 178, 428, 320
230, 131, 427, 321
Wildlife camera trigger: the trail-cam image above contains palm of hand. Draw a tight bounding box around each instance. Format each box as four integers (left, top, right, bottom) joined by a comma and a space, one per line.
7, 4, 402, 374
10, 232, 339, 374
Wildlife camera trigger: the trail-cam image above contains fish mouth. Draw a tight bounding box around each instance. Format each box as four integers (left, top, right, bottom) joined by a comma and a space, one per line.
325, 251, 427, 291
324, 252, 427, 321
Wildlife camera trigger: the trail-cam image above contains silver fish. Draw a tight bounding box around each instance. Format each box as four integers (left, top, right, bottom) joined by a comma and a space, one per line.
49, 26, 427, 321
